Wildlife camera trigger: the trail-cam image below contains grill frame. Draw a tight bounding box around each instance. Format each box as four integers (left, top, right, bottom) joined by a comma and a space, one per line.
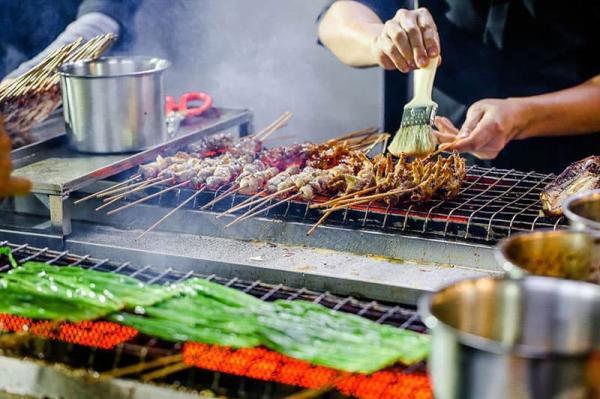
0, 241, 425, 331
112, 164, 566, 245
0, 241, 430, 398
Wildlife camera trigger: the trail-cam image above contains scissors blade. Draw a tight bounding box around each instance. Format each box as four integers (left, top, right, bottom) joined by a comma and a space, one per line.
166, 113, 183, 138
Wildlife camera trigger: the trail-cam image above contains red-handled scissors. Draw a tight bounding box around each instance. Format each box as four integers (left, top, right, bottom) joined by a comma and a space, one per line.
165, 92, 213, 137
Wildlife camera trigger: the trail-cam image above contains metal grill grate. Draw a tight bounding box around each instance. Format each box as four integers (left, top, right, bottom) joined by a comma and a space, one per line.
0, 241, 425, 332
119, 165, 566, 245
0, 241, 429, 398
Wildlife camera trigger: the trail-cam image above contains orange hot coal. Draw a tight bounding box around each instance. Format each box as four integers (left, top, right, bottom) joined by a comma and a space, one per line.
183, 342, 433, 399
0, 314, 138, 350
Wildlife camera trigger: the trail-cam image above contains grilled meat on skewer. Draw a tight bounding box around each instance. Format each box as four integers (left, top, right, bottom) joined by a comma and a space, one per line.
541, 156, 600, 217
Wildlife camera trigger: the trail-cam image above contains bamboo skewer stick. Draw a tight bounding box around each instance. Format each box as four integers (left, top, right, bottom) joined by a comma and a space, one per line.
200, 184, 239, 210
306, 209, 334, 236
74, 175, 140, 204
106, 181, 190, 215
101, 177, 170, 202
95, 176, 160, 199
96, 354, 183, 381
226, 192, 301, 227
95, 180, 155, 211
310, 186, 377, 208
222, 187, 296, 226
220, 187, 290, 216
140, 362, 192, 382
215, 190, 265, 219
137, 188, 205, 239
252, 111, 292, 140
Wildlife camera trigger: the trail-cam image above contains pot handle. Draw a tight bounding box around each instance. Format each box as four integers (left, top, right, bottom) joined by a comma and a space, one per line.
416, 291, 437, 330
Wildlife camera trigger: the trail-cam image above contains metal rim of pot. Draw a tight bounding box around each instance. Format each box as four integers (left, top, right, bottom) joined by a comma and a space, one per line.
563, 189, 600, 231
493, 228, 597, 279
57, 56, 171, 79
417, 274, 600, 358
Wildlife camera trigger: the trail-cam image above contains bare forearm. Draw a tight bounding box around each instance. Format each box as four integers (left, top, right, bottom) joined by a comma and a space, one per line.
515, 75, 600, 139
318, 1, 383, 67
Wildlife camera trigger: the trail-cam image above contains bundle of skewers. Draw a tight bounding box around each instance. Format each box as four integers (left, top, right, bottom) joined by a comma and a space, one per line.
0, 33, 116, 147
78, 111, 465, 237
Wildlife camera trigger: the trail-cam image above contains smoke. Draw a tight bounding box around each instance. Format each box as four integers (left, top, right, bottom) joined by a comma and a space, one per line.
128, 0, 382, 143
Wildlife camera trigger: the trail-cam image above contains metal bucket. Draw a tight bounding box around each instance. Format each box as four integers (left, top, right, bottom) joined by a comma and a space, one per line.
564, 189, 600, 232
58, 56, 170, 153
418, 276, 600, 399
495, 230, 600, 283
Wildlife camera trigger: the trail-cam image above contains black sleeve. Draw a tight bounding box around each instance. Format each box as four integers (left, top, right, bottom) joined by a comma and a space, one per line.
318, 0, 402, 22
317, 0, 402, 46
78, 0, 142, 47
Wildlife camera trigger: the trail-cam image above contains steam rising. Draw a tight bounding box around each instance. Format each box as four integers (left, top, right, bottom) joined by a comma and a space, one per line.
128, 0, 381, 143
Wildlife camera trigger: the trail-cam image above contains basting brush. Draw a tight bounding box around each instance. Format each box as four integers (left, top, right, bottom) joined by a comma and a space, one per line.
388, 56, 439, 157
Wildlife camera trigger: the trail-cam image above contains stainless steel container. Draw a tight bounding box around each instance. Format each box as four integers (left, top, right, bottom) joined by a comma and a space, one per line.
495, 229, 600, 282
58, 56, 170, 153
419, 276, 600, 399
564, 189, 600, 232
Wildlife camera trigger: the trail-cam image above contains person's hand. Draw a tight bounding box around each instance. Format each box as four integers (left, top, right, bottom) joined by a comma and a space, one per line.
370, 8, 440, 72
434, 98, 530, 160
0, 117, 31, 197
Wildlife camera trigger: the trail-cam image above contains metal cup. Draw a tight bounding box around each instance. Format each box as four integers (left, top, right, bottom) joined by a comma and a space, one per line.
418, 276, 600, 399
58, 56, 171, 153
564, 189, 600, 232
495, 229, 600, 282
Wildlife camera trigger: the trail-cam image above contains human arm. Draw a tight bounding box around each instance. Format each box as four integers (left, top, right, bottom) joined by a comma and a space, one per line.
435, 74, 600, 159
318, 1, 440, 72
5, 12, 119, 79
5, 0, 141, 79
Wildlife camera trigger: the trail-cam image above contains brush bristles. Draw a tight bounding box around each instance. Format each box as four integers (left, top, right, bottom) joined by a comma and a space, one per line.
388, 124, 436, 157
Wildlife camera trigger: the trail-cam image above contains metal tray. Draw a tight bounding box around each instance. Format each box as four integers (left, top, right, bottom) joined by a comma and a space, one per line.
11, 107, 253, 196
7, 107, 253, 235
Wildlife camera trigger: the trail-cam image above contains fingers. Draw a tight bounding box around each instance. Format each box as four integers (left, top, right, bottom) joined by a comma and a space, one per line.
377, 33, 410, 72
451, 112, 494, 153
458, 106, 485, 139
383, 21, 415, 70
416, 8, 440, 58
374, 8, 440, 72
434, 116, 459, 135
433, 130, 457, 144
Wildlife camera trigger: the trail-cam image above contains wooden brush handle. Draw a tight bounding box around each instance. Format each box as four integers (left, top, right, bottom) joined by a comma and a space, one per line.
412, 57, 439, 104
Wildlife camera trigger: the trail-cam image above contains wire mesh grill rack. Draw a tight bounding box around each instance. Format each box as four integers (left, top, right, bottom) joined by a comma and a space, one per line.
0, 241, 429, 398
119, 165, 566, 245
0, 241, 425, 331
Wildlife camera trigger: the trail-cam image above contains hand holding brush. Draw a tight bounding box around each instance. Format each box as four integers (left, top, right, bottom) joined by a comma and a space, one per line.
388, 56, 440, 157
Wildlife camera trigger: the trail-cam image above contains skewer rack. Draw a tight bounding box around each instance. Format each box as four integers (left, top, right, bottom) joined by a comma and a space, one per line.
6, 108, 253, 236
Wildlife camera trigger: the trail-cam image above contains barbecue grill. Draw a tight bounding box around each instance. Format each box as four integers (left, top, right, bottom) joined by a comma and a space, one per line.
0, 241, 431, 399
106, 164, 565, 245
3, 125, 568, 306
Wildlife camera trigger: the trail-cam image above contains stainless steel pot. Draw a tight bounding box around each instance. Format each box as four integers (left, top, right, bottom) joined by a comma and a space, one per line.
495, 229, 600, 282
418, 276, 600, 399
58, 56, 170, 153
564, 189, 600, 232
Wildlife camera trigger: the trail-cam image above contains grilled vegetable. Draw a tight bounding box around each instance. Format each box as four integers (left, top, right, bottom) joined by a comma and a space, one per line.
114, 278, 430, 373
0, 255, 430, 373
0, 261, 190, 321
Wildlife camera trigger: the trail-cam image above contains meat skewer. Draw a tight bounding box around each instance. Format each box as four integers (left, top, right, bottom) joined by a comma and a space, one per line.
119, 112, 295, 235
